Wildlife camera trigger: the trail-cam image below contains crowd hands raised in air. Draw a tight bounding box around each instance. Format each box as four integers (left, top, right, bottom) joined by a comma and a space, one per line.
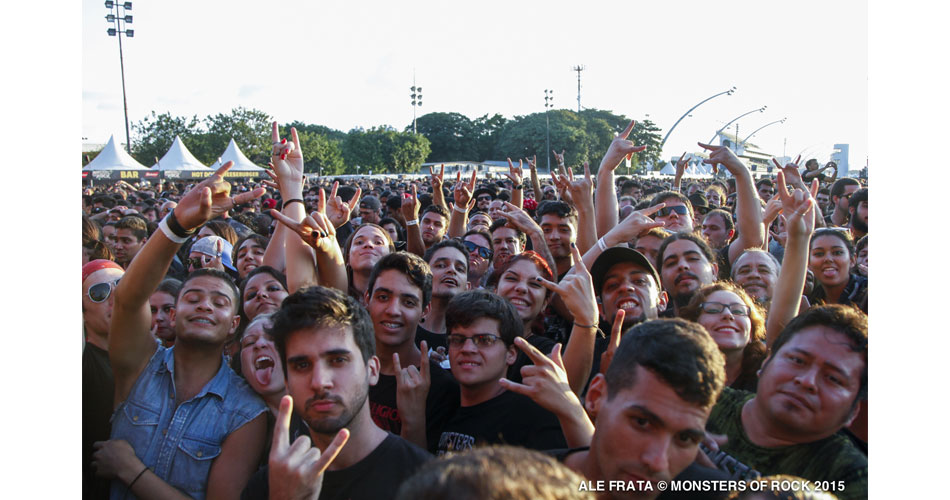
82, 118, 868, 499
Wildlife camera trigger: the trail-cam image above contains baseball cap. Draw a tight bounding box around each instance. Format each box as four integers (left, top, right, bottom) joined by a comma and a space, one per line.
191, 236, 236, 272
589, 247, 661, 296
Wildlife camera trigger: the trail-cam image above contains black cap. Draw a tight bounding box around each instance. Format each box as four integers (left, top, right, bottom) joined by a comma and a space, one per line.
590, 247, 661, 296
688, 192, 710, 215
359, 195, 381, 211
473, 187, 496, 200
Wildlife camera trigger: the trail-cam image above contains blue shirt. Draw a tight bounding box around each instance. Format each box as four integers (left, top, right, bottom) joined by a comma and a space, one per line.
110, 345, 266, 499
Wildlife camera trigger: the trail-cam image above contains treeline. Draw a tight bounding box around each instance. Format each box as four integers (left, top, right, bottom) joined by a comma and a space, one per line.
117, 106, 664, 175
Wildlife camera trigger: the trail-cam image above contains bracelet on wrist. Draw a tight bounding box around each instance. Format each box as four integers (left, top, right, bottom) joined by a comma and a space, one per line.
158, 216, 191, 244
597, 237, 608, 252
573, 322, 598, 329
513, 184, 523, 190
166, 209, 196, 238
453, 204, 468, 214
406, 219, 418, 226
128, 466, 149, 490
282, 199, 305, 209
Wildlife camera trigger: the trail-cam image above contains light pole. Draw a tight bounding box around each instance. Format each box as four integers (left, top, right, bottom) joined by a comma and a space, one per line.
659, 87, 735, 153
105, 1, 135, 154
410, 77, 422, 134
708, 106, 767, 145
572, 65, 585, 113
544, 89, 554, 171
740, 118, 786, 147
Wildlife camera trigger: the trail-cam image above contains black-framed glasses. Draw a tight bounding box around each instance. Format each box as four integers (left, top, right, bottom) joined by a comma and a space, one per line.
447, 333, 503, 348
463, 240, 492, 259
699, 302, 750, 316
656, 205, 689, 217
87, 278, 121, 303
476, 195, 492, 202
187, 257, 210, 269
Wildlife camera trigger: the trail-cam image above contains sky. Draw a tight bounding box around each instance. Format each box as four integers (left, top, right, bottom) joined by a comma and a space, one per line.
82, 0, 868, 170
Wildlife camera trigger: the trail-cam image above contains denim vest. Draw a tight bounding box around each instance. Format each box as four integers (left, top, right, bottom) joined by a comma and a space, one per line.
110, 346, 266, 499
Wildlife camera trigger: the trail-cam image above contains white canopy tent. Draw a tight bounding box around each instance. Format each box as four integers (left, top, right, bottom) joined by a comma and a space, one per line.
82, 135, 156, 182
210, 139, 266, 174
151, 136, 212, 180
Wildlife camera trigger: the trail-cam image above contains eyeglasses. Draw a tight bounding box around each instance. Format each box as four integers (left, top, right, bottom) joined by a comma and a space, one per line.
655, 206, 689, 217
476, 195, 492, 202
87, 278, 121, 303
447, 333, 503, 348
187, 257, 210, 269
699, 302, 750, 316
463, 240, 492, 259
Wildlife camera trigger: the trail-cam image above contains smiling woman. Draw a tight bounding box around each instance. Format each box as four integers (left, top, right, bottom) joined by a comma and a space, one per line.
680, 282, 766, 392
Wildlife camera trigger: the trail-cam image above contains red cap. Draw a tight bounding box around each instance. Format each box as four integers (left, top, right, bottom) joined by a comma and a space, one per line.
522, 198, 538, 210
83, 259, 123, 283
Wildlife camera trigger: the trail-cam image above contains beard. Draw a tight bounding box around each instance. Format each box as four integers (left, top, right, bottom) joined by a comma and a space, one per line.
303, 384, 368, 435
851, 213, 868, 233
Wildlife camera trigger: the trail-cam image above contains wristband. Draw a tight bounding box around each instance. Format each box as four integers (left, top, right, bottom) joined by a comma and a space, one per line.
283, 198, 304, 209
406, 219, 418, 226
159, 215, 192, 244
166, 209, 196, 238
597, 237, 608, 252
513, 184, 523, 190
453, 204, 468, 214
573, 322, 598, 329
128, 466, 149, 490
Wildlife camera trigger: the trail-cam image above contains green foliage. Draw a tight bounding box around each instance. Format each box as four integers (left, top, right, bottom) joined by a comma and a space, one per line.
473, 113, 507, 162
342, 127, 430, 174
131, 111, 203, 166
411, 112, 478, 162
295, 130, 346, 176
203, 107, 273, 164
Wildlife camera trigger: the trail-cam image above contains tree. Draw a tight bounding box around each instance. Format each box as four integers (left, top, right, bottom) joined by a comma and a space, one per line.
284, 121, 347, 143
473, 113, 507, 162
410, 112, 478, 162
342, 126, 430, 174
391, 132, 431, 173
203, 107, 273, 165
296, 130, 346, 176
131, 111, 202, 166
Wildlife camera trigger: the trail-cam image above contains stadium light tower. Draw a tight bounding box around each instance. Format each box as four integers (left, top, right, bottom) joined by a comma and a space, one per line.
544, 89, 554, 171
105, 1, 135, 153
410, 75, 422, 134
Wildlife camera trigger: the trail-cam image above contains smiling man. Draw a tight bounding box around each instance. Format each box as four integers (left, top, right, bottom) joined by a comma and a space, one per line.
437, 290, 566, 455
704, 305, 867, 500
364, 252, 459, 451
420, 239, 470, 347
657, 233, 720, 317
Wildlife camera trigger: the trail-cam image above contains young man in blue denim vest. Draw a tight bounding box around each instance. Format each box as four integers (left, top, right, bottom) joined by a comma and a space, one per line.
92, 162, 268, 499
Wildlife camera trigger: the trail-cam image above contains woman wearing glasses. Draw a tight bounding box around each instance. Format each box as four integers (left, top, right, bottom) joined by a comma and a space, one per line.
680, 282, 766, 391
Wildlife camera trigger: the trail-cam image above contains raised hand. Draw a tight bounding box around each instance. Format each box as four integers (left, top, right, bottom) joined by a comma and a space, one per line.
553, 149, 567, 174
453, 170, 477, 213
602, 204, 666, 246
697, 142, 750, 177
527, 154, 538, 173
429, 164, 445, 192
500, 201, 541, 235
401, 184, 421, 222
763, 197, 784, 226
499, 340, 579, 415
776, 171, 817, 240
771, 155, 806, 192
599, 121, 646, 172
565, 162, 594, 207
324, 181, 361, 229
269, 395, 349, 500
675, 151, 689, 180
270, 122, 305, 197
536, 244, 597, 326
599, 309, 625, 375
393, 341, 431, 432
174, 161, 265, 231
506, 158, 524, 186
207, 239, 226, 271
271, 208, 338, 254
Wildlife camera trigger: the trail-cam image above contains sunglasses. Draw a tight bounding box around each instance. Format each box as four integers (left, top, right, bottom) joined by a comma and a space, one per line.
187, 256, 211, 269
463, 240, 493, 259
87, 278, 121, 303
447, 333, 503, 348
699, 302, 750, 316
476, 195, 492, 202
655, 206, 689, 217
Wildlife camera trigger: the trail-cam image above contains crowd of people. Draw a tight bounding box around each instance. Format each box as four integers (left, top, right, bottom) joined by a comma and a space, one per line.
82, 120, 868, 499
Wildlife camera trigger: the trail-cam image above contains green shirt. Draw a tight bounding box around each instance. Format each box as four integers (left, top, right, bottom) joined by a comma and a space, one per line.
706, 387, 867, 500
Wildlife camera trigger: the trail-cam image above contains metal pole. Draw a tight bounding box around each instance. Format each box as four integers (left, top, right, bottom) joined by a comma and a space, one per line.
659, 86, 735, 152
572, 65, 584, 113
117, 19, 131, 154
708, 106, 766, 145
740, 118, 786, 147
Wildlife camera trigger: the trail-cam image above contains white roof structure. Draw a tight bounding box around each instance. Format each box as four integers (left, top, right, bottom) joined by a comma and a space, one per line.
152, 136, 211, 171
210, 139, 266, 171
82, 135, 150, 171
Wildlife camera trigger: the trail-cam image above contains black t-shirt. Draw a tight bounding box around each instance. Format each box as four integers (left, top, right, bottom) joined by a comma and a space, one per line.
436, 390, 566, 455
242, 433, 432, 500
83, 342, 114, 500
716, 245, 732, 280
414, 324, 447, 351
369, 359, 460, 453
506, 334, 558, 384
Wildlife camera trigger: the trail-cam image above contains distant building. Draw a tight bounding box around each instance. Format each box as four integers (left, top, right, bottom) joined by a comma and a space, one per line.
831, 144, 849, 177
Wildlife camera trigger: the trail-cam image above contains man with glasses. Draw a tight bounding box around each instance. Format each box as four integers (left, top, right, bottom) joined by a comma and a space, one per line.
472, 187, 496, 211
648, 191, 695, 233
436, 290, 567, 455
462, 230, 493, 289
83, 259, 125, 500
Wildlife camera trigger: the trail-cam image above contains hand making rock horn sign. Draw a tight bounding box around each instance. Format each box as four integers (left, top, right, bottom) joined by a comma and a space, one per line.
596, 119, 647, 239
